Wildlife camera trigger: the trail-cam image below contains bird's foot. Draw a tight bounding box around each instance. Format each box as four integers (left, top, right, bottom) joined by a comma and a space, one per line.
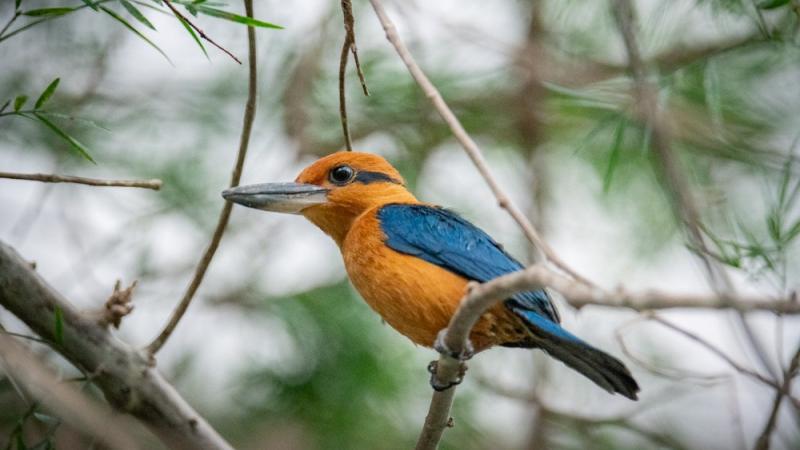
433, 328, 474, 361
427, 360, 468, 392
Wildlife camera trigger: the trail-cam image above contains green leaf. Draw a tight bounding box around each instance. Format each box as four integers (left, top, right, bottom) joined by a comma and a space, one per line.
758, 0, 790, 9
22, 7, 74, 17
15, 431, 27, 450
38, 112, 111, 132
32, 413, 59, 426
13, 95, 27, 112
603, 119, 626, 193
32, 112, 96, 163
786, 219, 800, 243
53, 306, 64, 346
15, 0, 22, 11
120, 0, 156, 30
80, 0, 99, 11
34, 78, 59, 109
100, 6, 172, 64
195, 5, 283, 29
767, 213, 781, 242
176, 14, 208, 58
703, 60, 723, 133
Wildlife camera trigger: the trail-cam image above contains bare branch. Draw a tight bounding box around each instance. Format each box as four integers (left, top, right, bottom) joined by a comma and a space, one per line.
0, 333, 145, 450
754, 343, 800, 450
162, 0, 242, 64
146, 0, 258, 355
368, 0, 593, 287
0, 241, 233, 449
412, 262, 798, 450
339, 0, 369, 151
0, 171, 162, 190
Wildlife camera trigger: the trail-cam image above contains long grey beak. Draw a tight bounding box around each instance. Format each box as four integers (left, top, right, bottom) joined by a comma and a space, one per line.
222, 182, 328, 214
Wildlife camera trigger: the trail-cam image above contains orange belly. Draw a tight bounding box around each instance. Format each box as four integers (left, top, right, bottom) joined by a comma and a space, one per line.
341, 208, 519, 350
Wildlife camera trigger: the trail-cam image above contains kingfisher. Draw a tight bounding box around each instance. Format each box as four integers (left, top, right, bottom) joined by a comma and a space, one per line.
223, 151, 639, 400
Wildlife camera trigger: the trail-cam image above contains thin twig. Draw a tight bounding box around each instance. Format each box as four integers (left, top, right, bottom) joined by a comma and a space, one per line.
368, 0, 592, 287
338, 0, 369, 151
146, 0, 258, 355
648, 314, 780, 390
162, 0, 242, 64
754, 343, 800, 450
0, 171, 162, 190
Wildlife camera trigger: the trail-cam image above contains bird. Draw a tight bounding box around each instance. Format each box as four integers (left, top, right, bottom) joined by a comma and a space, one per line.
222, 151, 639, 400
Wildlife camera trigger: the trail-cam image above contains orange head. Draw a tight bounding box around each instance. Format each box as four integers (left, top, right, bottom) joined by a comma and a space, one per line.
222, 151, 418, 244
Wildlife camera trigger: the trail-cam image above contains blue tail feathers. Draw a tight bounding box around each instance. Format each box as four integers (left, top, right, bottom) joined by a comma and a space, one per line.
508, 307, 640, 400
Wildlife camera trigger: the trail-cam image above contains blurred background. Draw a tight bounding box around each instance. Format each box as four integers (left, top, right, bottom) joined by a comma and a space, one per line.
1, 0, 799, 448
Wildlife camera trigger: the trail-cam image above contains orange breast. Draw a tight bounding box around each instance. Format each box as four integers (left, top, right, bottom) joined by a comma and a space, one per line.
341, 207, 515, 350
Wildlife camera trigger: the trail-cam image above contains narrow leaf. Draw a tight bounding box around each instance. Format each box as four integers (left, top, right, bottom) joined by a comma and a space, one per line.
120, 0, 156, 30
15, 0, 22, 10
34, 78, 59, 109
758, 0, 790, 9
195, 6, 283, 29
32, 112, 96, 163
100, 6, 172, 63
22, 7, 74, 17
603, 119, 626, 193
13, 95, 27, 112
80, 0, 98, 11
53, 306, 64, 346
176, 14, 208, 58
703, 60, 723, 133
0, 99, 10, 114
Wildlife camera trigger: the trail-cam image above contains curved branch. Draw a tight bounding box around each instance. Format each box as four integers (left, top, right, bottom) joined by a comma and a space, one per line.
367, 0, 593, 287
414, 263, 799, 449
0, 241, 233, 449
146, 0, 258, 355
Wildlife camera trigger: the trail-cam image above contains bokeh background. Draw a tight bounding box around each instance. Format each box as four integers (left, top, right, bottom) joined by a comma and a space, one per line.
1, 0, 799, 449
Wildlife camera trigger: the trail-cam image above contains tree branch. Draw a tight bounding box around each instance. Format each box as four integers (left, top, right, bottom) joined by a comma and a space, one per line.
0, 332, 145, 450
0, 171, 162, 190
0, 241, 233, 450
338, 0, 369, 151
413, 262, 798, 450
146, 0, 258, 355
754, 343, 800, 450
368, 0, 593, 287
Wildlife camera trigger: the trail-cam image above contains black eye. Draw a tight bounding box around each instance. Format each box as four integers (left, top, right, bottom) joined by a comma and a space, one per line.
329, 165, 355, 185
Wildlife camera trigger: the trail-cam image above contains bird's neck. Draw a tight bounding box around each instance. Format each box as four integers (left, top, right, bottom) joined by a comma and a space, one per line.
303, 189, 418, 246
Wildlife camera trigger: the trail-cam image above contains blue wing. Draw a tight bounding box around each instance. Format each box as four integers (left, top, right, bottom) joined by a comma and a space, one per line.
377, 204, 560, 324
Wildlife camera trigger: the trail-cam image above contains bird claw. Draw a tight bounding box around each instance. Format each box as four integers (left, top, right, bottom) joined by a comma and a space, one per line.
433, 328, 474, 361
427, 360, 468, 392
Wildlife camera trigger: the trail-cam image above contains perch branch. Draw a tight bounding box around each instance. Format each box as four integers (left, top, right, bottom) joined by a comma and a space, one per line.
0, 171, 161, 190
146, 0, 258, 355
413, 263, 799, 450
0, 241, 233, 449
